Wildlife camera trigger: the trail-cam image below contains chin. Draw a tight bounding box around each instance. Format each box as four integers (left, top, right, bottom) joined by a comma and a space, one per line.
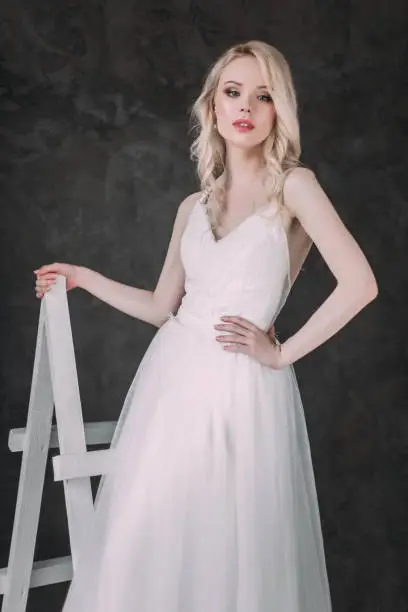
233, 141, 265, 153
224, 133, 265, 150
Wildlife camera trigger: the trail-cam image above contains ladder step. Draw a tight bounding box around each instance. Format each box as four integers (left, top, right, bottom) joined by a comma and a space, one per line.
0, 556, 73, 594
8, 421, 116, 453
52, 449, 113, 480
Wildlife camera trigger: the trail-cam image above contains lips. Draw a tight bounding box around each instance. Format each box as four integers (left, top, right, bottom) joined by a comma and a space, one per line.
232, 119, 255, 131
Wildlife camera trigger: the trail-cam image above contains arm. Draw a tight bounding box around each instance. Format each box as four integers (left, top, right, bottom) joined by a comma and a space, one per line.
152, 191, 201, 326
279, 168, 378, 366
286, 218, 314, 286
267, 224, 312, 342
78, 193, 198, 327
72, 192, 199, 327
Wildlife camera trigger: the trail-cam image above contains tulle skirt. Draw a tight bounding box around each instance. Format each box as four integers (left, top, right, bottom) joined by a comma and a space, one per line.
62, 311, 332, 612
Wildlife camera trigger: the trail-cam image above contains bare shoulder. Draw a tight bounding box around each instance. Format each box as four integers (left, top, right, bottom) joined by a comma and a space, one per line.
283, 167, 318, 218
285, 166, 316, 185
278, 167, 313, 233
170, 191, 202, 237
285, 166, 317, 188
177, 191, 202, 219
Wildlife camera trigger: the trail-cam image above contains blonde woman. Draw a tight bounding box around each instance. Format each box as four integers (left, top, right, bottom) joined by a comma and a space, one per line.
34, 41, 378, 612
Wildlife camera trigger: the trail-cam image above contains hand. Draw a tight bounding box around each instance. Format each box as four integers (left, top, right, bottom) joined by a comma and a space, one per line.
214, 316, 286, 370
33, 262, 80, 299
267, 324, 277, 343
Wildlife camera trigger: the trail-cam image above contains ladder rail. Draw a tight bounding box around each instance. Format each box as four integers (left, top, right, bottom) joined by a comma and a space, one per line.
1, 307, 54, 611
1, 276, 114, 611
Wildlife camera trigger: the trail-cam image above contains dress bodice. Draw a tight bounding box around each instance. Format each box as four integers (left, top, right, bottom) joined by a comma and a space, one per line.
171, 191, 292, 334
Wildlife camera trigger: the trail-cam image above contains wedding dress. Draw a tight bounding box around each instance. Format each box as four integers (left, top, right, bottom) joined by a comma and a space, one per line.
62, 190, 332, 611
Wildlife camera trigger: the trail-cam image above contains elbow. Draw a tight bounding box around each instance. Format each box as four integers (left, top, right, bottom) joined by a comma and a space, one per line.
338, 272, 379, 307
362, 271, 379, 303
351, 273, 379, 306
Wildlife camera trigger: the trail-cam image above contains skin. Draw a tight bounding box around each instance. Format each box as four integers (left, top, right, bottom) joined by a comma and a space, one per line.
207, 55, 282, 364
34, 54, 378, 369
213, 55, 276, 155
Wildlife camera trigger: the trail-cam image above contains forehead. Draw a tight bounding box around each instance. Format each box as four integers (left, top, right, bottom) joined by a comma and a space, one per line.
219, 55, 265, 86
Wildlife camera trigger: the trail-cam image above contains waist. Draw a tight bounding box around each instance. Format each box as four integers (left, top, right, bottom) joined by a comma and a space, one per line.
166, 308, 221, 336
165, 305, 272, 338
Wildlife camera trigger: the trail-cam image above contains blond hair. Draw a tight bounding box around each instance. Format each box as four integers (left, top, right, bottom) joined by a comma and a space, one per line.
189, 40, 304, 224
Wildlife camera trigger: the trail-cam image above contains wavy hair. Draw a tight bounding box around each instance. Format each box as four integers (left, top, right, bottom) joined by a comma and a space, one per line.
189, 40, 304, 226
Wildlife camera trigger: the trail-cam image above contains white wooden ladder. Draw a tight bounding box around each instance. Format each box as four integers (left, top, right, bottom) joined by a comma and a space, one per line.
0, 276, 116, 611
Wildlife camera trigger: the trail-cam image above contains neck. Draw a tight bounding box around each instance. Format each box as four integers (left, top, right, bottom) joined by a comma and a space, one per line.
222, 145, 266, 190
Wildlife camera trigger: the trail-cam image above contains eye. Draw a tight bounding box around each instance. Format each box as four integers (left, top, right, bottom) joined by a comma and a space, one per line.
258, 93, 273, 103
224, 88, 239, 97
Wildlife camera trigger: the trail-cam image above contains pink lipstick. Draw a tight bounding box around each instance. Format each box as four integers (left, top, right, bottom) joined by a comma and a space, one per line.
232, 119, 255, 132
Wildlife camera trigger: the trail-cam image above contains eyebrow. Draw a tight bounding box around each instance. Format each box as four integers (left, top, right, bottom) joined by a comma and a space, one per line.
223, 80, 268, 89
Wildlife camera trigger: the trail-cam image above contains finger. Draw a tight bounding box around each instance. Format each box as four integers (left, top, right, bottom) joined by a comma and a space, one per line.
35, 285, 53, 295
36, 279, 53, 288
34, 263, 60, 276
221, 315, 258, 332
217, 323, 248, 336
39, 275, 57, 284
223, 343, 249, 353
216, 333, 248, 345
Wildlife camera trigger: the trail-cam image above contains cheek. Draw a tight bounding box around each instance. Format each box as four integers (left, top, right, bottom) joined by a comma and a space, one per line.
260, 105, 276, 131
216, 97, 236, 120
265, 103, 276, 121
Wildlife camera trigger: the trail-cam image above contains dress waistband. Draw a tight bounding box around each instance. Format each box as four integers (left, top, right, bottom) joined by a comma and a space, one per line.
165, 308, 275, 340
166, 308, 221, 336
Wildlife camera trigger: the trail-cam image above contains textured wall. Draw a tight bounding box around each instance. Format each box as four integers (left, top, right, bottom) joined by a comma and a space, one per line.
0, 1, 407, 611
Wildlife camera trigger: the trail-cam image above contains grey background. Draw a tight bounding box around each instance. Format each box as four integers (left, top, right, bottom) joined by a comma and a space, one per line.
0, 0, 407, 610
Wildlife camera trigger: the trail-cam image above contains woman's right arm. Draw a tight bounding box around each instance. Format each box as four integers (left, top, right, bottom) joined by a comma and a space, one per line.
34, 192, 200, 328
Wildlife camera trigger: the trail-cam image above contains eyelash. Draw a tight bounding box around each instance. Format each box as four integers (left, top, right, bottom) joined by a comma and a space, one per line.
224, 88, 272, 103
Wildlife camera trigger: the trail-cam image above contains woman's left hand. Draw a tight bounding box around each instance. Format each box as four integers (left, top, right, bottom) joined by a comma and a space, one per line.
214, 316, 286, 370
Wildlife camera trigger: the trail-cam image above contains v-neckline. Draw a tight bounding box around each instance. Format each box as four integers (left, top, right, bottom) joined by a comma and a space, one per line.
200, 192, 271, 245
196, 191, 294, 290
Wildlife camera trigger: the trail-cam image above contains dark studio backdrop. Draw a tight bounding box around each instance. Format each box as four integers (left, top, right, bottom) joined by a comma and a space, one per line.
0, 0, 407, 611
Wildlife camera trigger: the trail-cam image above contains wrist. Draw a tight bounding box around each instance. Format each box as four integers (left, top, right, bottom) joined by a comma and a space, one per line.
74, 265, 90, 289
277, 341, 292, 369
267, 336, 291, 369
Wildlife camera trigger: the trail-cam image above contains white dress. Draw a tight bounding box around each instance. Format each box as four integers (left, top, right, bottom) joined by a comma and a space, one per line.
62, 191, 332, 612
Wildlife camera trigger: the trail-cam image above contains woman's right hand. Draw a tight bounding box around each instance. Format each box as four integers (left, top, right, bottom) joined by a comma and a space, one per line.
33, 263, 80, 299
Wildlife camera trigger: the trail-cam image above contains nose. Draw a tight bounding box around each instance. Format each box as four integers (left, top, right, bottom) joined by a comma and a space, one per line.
240, 104, 250, 113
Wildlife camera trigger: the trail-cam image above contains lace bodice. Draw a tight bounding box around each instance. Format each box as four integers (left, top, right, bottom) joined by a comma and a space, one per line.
171, 191, 292, 333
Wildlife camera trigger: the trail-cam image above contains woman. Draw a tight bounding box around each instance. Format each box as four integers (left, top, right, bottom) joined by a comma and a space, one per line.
34, 41, 378, 612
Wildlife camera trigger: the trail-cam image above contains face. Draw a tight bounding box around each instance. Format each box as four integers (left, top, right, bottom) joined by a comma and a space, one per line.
212, 55, 276, 150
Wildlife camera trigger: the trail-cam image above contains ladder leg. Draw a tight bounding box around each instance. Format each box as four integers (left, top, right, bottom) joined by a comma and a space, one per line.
45, 277, 94, 572
2, 312, 54, 612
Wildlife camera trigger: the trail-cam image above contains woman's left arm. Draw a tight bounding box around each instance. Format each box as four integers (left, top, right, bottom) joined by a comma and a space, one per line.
280, 167, 378, 367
